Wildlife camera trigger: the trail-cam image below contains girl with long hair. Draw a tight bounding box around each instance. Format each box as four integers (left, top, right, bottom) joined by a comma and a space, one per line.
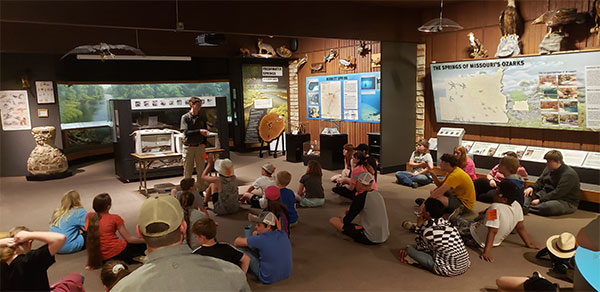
296, 160, 326, 207
85, 193, 145, 270
395, 140, 434, 188
330, 143, 355, 182
179, 191, 209, 250
333, 152, 378, 200
49, 190, 87, 254
454, 145, 477, 180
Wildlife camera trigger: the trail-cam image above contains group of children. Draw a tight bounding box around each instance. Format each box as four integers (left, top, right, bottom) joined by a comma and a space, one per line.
0, 141, 588, 290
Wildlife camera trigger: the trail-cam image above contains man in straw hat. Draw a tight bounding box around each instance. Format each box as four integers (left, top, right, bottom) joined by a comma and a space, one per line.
180, 96, 210, 191
329, 172, 389, 245
201, 155, 240, 216
234, 211, 292, 284
111, 195, 249, 291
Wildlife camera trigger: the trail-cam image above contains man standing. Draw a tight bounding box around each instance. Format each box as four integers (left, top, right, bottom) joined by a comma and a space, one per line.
524, 150, 580, 216
111, 195, 250, 291
181, 97, 209, 190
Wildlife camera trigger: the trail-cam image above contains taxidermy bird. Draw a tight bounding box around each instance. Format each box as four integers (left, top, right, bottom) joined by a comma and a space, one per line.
496, 0, 523, 57
60, 43, 144, 60
357, 41, 371, 57
468, 32, 487, 58
323, 49, 338, 63
499, 0, 523, 37
532, 8, 587, 37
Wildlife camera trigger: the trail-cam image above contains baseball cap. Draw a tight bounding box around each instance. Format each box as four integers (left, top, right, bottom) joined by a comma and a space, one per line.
138, 195, 184, 237
356, 172, 374, 186
262, 162, 275, 174
251, 211, 278, 226
354, 144, 369, 152
265, 186, 280, 201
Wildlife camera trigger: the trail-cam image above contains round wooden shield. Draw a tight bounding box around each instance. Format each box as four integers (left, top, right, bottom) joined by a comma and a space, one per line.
259, 112, 285, 142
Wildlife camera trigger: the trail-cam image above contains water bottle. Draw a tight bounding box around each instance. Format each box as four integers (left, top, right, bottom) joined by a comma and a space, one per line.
244, 224, 252, 238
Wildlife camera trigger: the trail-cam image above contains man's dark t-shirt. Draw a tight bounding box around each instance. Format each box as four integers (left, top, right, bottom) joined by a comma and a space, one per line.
0, 244, 54, 291
193, 242, 244, 267
180, 111, 207, 145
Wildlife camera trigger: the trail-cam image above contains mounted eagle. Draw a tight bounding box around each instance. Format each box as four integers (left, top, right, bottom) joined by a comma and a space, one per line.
532, 8, 587, 53
60, 43, 145, 60
496, 0, 523, 57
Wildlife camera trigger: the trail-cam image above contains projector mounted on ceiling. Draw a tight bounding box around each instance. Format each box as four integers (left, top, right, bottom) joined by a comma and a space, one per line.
195, 33, 226, 46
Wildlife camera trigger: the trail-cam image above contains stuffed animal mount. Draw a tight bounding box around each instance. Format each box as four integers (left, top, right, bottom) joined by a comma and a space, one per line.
532, 8, 587, 54
339, 56, 356, 71
357, 41, 371, 57
468, 32, 488, 59
251, 38, 277, 58
311, 62, 325, 73
323, 49, 338, 63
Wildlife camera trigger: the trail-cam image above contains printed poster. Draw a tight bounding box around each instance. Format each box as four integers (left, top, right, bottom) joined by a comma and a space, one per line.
0, 90, 31, 131
35, 81, 55, 104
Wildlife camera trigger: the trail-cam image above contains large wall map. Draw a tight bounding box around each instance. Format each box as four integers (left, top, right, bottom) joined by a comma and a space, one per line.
431, 51, 600, 131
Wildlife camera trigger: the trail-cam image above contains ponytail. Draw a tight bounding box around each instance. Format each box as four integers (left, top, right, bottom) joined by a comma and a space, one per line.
178, 192, 195, 248
87, 193, 111, 269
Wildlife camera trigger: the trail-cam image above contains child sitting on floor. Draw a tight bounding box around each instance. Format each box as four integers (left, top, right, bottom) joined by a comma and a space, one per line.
240, 162, 276, 208
49, 190, 88, 254
249, 186, 290, 237
397, 198, 471, 276
277, 171, 299, 225
171, 178, 203, 210
452, 180, 540, 262
296, 160, 325, 207
201, 155, 240, 215
192, 218, 250, 273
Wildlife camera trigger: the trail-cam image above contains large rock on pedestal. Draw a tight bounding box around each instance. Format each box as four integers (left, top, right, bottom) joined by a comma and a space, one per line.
27, 126, 68, 175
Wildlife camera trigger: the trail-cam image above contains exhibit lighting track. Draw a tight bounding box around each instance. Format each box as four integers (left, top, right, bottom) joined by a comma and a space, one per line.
76, 55, 192, 61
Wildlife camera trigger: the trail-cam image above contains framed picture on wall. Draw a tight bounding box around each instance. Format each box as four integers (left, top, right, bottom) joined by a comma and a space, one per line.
38, 109, 49, 118
0, 90, 32, 131
35, 81, 55, 104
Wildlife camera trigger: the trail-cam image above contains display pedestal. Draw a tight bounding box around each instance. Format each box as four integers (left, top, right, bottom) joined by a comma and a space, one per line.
318, 133, 348, 170
26, 169, 73, 181
436, 127, 465, 165
286, 133, 310, 162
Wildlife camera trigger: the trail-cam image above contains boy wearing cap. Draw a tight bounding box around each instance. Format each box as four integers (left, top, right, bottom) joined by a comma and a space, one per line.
201, 155, 240, 215
240, 162, 277, 208
458, 180, 539, 262
234, 211, 293, 284
180, 97, 210, 191
248, 186, 291, 237
329, 172, 389, 245
111, 195, 250, 292
354, 144, 378, 181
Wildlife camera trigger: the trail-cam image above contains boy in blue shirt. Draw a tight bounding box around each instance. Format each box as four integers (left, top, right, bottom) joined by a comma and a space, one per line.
234, 211, 292, 284
277, 171, 298, 225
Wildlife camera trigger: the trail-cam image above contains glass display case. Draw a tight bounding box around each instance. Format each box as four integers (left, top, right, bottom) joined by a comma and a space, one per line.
111, 97, 229, 182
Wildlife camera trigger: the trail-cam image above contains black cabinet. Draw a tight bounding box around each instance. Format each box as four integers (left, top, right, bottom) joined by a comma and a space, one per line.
318, 133, 348, 170
286, 133, 310, 162
368, 132, 381, 162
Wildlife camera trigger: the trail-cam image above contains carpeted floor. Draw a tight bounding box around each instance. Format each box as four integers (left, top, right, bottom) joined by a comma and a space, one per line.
0, 151, 596, 291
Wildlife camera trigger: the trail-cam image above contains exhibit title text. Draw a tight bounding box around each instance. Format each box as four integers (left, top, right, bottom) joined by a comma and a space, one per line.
325, 76, 349, 81
432, 60, 525, 71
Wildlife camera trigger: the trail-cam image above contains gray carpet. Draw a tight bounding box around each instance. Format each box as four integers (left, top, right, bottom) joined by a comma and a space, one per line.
0, 152, 596, 291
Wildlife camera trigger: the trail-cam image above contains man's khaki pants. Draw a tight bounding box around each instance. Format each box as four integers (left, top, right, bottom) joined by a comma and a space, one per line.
182, 144, 206, 191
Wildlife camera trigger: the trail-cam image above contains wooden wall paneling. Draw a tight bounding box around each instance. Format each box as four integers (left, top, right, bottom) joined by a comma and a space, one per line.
509, 128, 544, 146
454, 1, 485, 31
483, 1, 507, 27
543, 130, 583, 150
580, 132, 600, 151
482, 26, 501, 57
459, 124, 481, 141
431, 32, 457, 62
480, 127, 511, 144
455, 29, 476, 60
519, 0, 548, 21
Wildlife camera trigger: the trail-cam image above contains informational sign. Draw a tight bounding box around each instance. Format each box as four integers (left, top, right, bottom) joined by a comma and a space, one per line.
428, 137, 438, 151
0, 90, 31, 131
431, 50, 600, 131
35, 81, 55, 104
244, 108, 268, 144
254, 98, 273, 109
470, 142, 500, 156
582, 152, 600, 169
559, 149, 588, 167
130, 97, 216, 110
521, 146, 551, 162
461, 140, 474, 152
493, 144, 528, 159
262, 66, 283, 77
306, 72, 380, 123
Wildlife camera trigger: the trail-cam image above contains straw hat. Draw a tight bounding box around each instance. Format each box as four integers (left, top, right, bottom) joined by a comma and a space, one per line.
546, 232, 576, 259
214, 159, 234, 177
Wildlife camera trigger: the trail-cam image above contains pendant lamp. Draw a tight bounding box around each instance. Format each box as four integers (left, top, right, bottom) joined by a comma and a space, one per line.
418, 0, 463, 32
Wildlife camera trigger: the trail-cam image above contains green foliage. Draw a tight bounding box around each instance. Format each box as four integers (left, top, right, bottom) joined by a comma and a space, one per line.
57, 84, 105, 123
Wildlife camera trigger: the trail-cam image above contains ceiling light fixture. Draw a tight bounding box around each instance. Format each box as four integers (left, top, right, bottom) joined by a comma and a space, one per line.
418, 0, 463, 33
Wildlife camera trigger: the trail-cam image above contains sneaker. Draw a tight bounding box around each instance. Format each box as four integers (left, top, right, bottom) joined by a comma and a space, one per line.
448, 205, 464, 223
402, 220, 416, 231
415, 198, 425, 206
411, 182, 419, 189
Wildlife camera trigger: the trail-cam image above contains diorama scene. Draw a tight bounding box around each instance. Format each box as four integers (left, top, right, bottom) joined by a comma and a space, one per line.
1, 1, 599, 291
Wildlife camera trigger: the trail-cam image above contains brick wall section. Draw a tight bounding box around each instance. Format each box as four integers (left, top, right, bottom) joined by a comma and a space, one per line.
415, 43, 426, 142
288, 59, 301, 130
